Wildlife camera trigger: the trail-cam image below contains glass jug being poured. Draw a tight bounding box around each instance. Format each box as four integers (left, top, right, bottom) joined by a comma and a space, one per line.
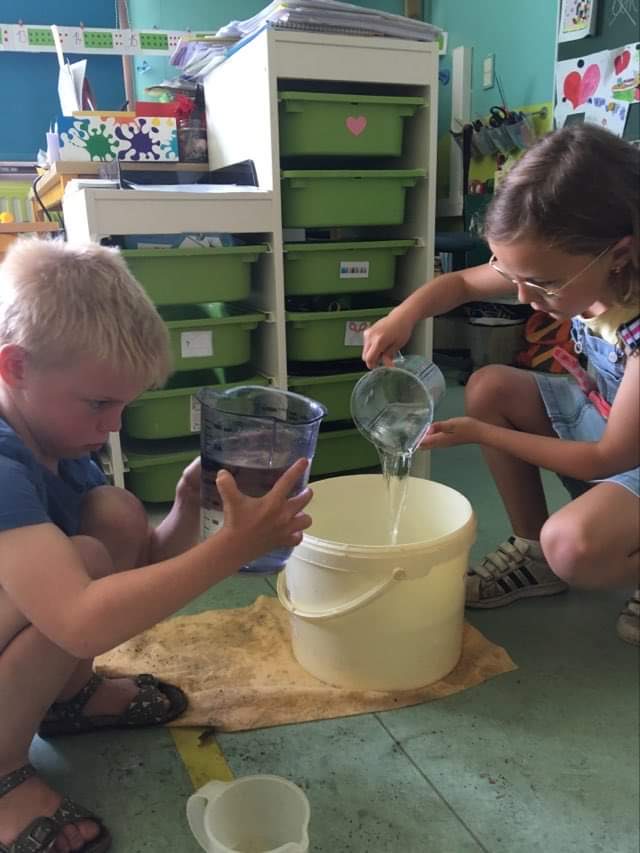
351, 353, 445, 544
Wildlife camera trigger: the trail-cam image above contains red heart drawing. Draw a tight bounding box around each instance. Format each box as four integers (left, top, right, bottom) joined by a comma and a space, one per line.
563, 64, 601, 110
614, 50, 631, 76
346, 115, 367, 136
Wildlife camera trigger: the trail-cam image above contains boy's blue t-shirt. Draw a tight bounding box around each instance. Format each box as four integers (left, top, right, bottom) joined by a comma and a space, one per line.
0, 416, 106, 537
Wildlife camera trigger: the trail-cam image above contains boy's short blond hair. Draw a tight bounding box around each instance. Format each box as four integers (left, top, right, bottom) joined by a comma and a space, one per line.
0, 238, 172, 388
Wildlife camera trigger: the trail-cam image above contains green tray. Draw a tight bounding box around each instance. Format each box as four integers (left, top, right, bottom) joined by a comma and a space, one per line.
125, 438, 200, 503
124, 370, 268, 440
122, 245, 267, 306
311, 428, 378, 476
284, 240, 415, 296
286, 306, 389, 361
158, 303, 264, 372
281, 169, 425, 228
288, 371, 365, 422
279, 91, 424, 157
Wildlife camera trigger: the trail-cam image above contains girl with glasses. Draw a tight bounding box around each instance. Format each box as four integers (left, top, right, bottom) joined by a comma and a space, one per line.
363, 123, 639, 645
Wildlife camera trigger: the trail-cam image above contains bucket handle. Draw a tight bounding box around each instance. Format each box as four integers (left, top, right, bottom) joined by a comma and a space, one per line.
276, 567, 407, 622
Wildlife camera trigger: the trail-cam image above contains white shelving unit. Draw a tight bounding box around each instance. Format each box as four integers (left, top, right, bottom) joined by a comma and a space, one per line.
63, 29, 440, 487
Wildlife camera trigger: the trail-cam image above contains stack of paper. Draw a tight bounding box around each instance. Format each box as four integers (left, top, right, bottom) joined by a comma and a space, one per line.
172, 0, 441, 79
218, 0, 441, 41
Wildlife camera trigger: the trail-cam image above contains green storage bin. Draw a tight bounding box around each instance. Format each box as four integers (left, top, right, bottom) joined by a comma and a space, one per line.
125, 439, 200, 503
311, 428, 379, 476
158, 303, 264, 372
121, 245, 267, 306
123, 370, 268, 440
286, 306, 389, 361
279, 91, 424, 157
288, 371, 365, 422
281, 169, 425, 228
284, 240, 415, 296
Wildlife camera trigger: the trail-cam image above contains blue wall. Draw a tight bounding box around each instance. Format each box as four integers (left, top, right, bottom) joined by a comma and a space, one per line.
0, 1, 126, 161
129, 0, 405, 97
431, 0, 558, 134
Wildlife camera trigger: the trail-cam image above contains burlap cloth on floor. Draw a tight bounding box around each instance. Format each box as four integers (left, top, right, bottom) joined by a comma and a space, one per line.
96, 596, 516, 732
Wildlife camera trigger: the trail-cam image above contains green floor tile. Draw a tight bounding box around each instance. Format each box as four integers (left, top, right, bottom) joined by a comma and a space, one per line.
217, 715, 484, 852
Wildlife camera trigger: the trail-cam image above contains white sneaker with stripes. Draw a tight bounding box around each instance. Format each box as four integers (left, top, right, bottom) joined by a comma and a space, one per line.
616, 589, 640, 646
466, 536, 568, 609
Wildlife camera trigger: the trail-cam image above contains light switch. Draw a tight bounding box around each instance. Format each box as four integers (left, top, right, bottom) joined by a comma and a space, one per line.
483, 54, 494, 90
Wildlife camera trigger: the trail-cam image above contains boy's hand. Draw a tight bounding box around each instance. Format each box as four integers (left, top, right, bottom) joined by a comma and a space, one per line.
362, 310, 415, 369
175, 456, 201, 507
419, 417, 483, 449
216, 458, 313, 560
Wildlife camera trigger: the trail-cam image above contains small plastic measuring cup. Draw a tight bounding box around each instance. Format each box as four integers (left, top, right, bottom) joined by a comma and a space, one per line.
186, 775, 310, 853
351, 354, 445, 454
198, 385, 326, 575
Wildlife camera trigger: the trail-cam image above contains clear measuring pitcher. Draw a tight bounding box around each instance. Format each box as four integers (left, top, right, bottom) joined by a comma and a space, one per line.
198, 385, 326, 575
186, 776, 310, 853
351, 354, 445, 454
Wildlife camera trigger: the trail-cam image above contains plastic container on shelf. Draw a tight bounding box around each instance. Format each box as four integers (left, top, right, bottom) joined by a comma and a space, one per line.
125, 438, 200, 503
286, 305, 389, 362
278, 91, 424, 157
283, 240, 415, 296
281, 169, 424, 228
287, 371, 365, 423
123, 369, 268, 440
311, 426, 379, 476
121, 245, 267, 306
158, 303, 264, 372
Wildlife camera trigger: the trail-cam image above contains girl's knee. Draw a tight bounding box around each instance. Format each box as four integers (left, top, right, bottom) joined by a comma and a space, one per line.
540, 514, 596, 585
465, 365, 512, 416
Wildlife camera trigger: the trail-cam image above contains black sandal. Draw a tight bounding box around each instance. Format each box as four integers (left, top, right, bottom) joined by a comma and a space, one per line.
0, 764, 111, 852
38, 672, 188, 738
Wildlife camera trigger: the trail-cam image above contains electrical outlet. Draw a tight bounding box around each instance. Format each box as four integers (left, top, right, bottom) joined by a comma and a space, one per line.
483, 54, 494, 90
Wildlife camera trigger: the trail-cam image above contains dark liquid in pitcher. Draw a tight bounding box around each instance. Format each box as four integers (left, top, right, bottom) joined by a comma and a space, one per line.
201, 456, 295, 510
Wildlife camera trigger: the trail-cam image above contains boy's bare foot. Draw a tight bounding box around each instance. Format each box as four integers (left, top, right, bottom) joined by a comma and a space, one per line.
0, 772, 101, 852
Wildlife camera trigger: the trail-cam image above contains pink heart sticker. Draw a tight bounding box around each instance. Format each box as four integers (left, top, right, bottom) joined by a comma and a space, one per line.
614, 49, 631, 76
346, 115, 367, 136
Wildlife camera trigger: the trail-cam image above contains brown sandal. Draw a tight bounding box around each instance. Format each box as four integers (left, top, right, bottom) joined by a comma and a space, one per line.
0, 764, 111, 853
38, 672, 188, 738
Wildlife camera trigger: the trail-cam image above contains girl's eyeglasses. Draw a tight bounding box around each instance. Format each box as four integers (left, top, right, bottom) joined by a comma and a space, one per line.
489, 244, 612, 299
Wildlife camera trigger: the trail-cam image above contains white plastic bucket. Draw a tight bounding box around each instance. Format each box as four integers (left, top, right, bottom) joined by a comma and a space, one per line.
277, 475, 476, 691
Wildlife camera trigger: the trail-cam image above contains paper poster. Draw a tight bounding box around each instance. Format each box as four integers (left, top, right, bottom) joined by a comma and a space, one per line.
555, 43, 639, 137
558, 0, 598, 43
58, 116, 179, 161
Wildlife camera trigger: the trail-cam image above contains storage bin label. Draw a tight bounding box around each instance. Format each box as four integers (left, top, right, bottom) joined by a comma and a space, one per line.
339, 260, 370, 279
190, 395, 202, 432
181, 331, 214, 358
344, 320, 371, 346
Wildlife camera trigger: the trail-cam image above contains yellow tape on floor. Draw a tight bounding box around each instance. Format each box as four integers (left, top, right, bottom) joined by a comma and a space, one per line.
171, 728, 234, 790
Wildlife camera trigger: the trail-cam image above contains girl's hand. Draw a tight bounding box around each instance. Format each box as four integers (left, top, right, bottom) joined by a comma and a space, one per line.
419, 417, 483, 449
175, 456, 202, 508
216, 458, 313, 560
362, 310, 415, 369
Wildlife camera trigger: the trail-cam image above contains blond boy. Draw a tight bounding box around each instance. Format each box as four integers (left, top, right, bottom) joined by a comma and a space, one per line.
0, 239, 312, 853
